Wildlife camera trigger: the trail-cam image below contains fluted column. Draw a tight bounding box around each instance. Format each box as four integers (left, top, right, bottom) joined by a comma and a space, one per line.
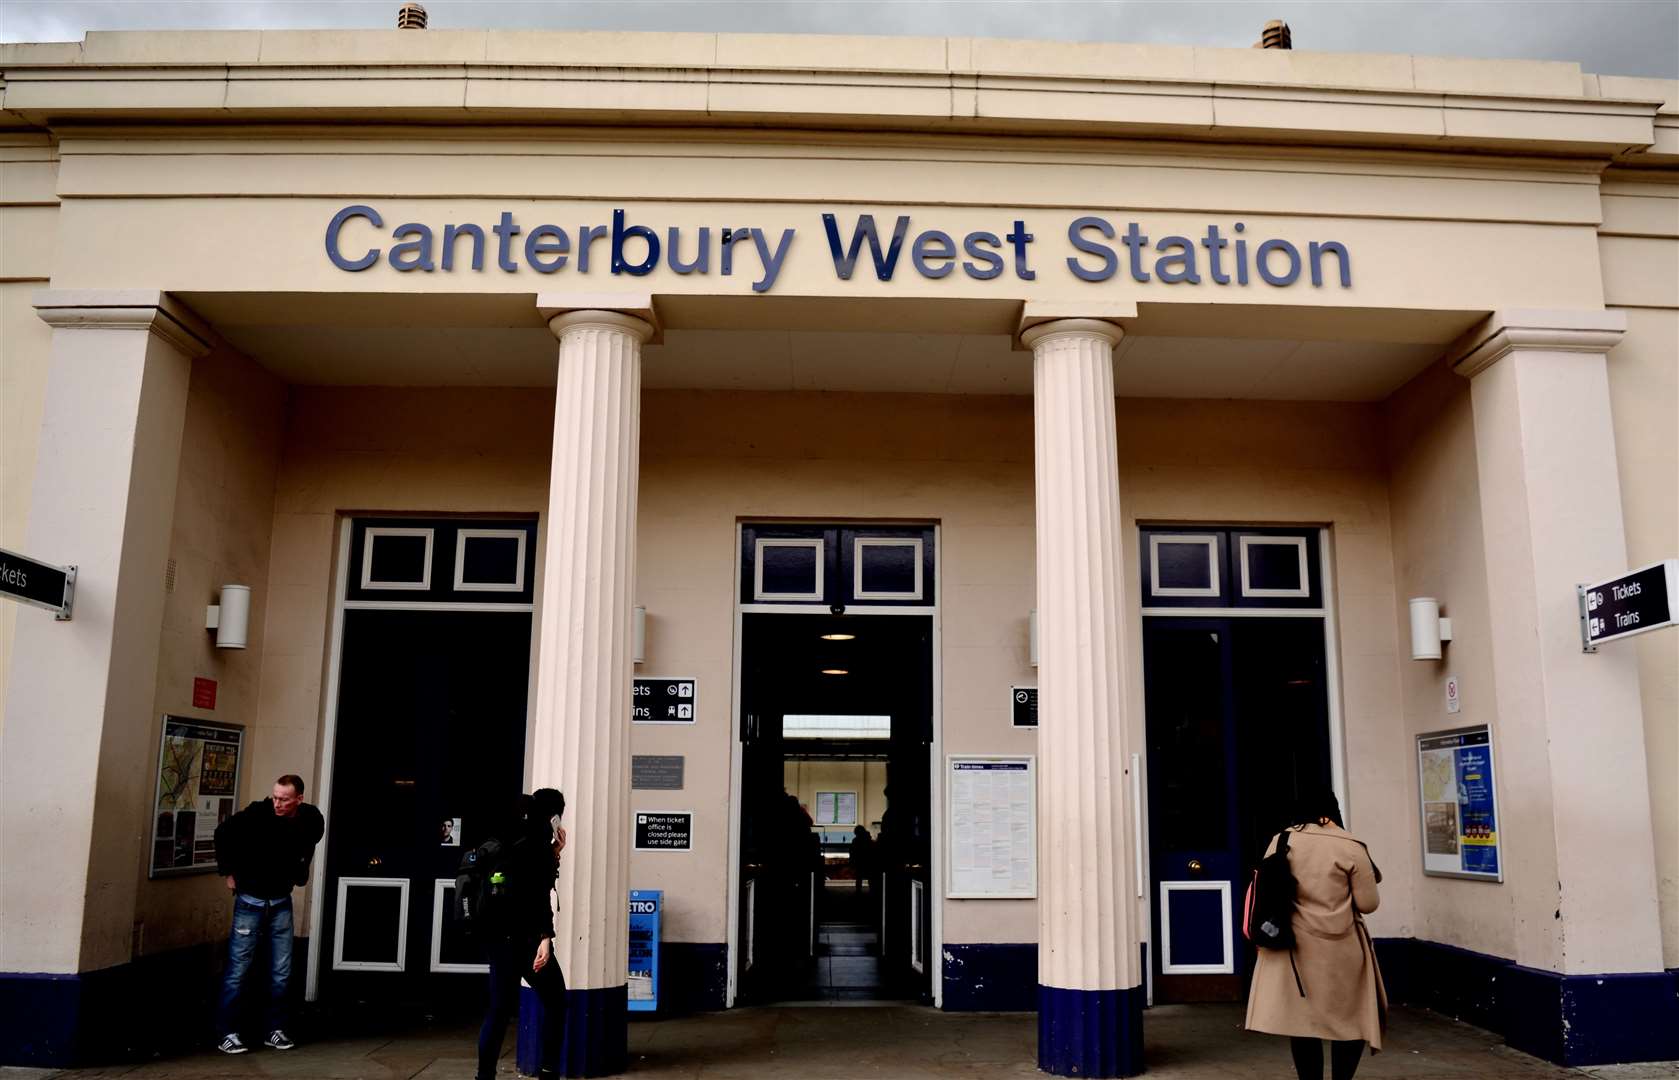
532, 307, 652, 1077
1025, 319, 1144, 1077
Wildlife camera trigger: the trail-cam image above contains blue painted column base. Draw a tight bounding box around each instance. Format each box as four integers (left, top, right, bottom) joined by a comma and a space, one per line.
517, 984, 629, 1077
1037, 984, 1146, 1077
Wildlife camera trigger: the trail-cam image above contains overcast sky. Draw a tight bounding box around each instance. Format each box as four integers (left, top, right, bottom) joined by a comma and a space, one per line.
1, 1, 1674, 79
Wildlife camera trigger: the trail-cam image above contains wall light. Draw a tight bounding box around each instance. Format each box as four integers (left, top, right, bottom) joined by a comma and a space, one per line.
206, 585, 251, 650
1029, 609, 1039, 668
633, 605, 646, 665
1409, 597, 1454, 661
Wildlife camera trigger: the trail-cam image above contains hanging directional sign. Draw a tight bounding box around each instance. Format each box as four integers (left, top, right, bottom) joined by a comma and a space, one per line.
0, 546, 75, 620
632, 677, 697, 723
1579, 559, 1678, 652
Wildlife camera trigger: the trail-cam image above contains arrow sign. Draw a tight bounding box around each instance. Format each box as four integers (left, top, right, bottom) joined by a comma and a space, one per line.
0, 546, 75, 620
1578, 559, 1678, 651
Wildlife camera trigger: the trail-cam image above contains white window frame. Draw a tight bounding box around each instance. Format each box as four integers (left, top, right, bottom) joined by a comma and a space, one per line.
429, 878, 489, 974
361, 527, 434, 591
1238, 535, 1312, 599
332, 876, 410, 972
1158, 880, 1234, 975
853, 537, 924, 601
1148, 534, 1221, 599
453, 528, 527, 593
753, 538, 824, 601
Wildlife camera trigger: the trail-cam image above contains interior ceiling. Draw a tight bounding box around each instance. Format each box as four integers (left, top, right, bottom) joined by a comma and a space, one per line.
188, 293, 1476, 404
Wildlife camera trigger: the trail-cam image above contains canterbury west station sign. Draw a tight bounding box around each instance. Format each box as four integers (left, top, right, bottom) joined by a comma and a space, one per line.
326, 206, 1354, 293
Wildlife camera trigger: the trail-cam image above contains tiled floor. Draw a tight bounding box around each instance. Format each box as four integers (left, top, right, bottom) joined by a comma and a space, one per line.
9, 1004, 1676, 1080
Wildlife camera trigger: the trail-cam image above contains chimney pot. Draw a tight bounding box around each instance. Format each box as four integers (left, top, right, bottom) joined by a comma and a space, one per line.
1255, 19, 1293, 49
397, 2, 428, 29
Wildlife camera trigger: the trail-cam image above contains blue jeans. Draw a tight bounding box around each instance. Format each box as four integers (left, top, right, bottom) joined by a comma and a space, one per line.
216, 894, 293, 1035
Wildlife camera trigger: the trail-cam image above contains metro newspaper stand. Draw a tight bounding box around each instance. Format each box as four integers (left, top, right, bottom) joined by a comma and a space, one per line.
627, 890, 662, 1012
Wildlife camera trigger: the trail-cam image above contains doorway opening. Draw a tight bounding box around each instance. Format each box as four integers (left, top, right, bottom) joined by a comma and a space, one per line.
736, 611, 934, 1004
1139, 527, 1338, 1004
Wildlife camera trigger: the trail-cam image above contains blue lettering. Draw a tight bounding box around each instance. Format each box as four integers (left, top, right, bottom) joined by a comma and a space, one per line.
576, 224, 608, 273
1066, 216, 1117, 282
441, 223, 484, 272
822, 213, 908, 281
720, 227, 753, 277
961, 231, 1004, 280
492, 212, 521, 273
389, 223, 435, 272
669, 227, 710, 274
1006, 220, 1035, 280
912, 229, 956, 279
1121, 222, 1150, 283
1257, 239, 1301, 286
1153, 235, 1200, 284
750, 228, 796, 293
525, 225, 569, 273
325, 204, 382, 272
1309, 241, 1351, 287
612, 208, 660, 276
1201, 225, 1230, 285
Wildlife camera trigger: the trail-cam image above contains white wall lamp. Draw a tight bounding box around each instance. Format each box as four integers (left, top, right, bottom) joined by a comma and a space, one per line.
1029, 609, 1039, 668
633, 605, 647, 666
1408, 597, 1454, 661
206, 585, 251, 650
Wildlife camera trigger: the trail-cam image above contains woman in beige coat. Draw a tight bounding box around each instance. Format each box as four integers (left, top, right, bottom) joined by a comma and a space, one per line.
1245, 790, 1386, 1080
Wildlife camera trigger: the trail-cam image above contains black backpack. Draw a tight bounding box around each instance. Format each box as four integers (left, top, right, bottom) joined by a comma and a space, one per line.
1244, 829, 1298, 951
454, 837, 506, 927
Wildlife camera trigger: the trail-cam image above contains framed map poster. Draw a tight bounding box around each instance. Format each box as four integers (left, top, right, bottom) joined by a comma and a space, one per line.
150, 715, 244, 877
1416, 724, 1502, 882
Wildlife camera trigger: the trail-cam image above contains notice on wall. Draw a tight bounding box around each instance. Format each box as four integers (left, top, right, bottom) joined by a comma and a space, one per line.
946, 756, 1036, 899
1416, 725, 1502, 882
150, 716, 244, 877
1011, 687, 1038, 728
632, 678, 697, 723
634, 811, 693, 852
631, 755, 686, 790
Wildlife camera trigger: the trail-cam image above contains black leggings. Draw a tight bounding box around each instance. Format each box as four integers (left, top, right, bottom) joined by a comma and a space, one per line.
478, 936, 566, 1080
1290, 1037, 1365, 1080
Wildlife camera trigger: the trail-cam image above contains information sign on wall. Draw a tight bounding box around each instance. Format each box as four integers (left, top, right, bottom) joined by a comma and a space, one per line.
632, 677, 697, 723
1578, 559, 1678, 651
946, 756, 1036, 899
1011, 686, 1038, 728
0, 545, 75, 620
150, 716, 244, 877
631, 755, 686, 790
628, 890, 662, 1012
634, 811, 693, 851
1416, 724, 1502, 882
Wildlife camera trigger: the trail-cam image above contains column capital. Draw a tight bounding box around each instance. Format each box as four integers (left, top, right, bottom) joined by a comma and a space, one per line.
33, 289, 213, 359
1449, 308, 1625, 379
1020, 318, 1126, 352
536, 293, 659, 343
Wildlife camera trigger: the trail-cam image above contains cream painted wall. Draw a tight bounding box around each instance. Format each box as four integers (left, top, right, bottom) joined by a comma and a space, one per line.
1599, 176, 1679, 967
783, 760, 889, 834
1383, 361, 1530, 962
133, 344, 286, 956
0, 134, 58, 739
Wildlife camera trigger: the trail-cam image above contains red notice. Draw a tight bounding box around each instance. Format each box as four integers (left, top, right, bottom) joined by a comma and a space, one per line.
193, 677, 217, 711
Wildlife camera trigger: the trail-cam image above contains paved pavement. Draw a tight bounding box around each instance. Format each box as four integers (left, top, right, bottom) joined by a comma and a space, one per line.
6, 1004, 1676, 1079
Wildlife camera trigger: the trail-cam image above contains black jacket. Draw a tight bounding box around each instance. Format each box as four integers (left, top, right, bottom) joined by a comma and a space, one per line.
486, 824, 559, 942
214, 799, 325, 900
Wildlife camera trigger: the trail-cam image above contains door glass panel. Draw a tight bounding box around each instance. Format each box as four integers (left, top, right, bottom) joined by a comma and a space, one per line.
1146, 628, 1227, 851
1165, 887, 1228, 968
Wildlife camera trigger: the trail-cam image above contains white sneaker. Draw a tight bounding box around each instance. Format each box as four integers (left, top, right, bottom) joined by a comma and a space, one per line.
217, 1033, 249, 1055
263, 1029, 296, 1051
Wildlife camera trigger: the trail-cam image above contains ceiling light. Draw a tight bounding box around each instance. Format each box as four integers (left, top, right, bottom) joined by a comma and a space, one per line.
820, 668, 849, 676
820, 633, 856, 641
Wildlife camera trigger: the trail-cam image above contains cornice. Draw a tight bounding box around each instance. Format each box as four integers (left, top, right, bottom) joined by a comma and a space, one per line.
1449, 309, 1627, 379
33, 289, 214, 358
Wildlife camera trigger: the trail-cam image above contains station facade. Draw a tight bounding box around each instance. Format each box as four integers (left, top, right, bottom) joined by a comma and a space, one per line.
0, 27, 1675, 1076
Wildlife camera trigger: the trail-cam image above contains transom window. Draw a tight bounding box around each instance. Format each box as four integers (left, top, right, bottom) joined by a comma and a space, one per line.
1141, 526, 1321, 609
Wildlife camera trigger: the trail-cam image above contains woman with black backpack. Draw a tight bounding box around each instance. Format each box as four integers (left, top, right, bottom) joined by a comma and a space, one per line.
1245, 789, 1387, 1080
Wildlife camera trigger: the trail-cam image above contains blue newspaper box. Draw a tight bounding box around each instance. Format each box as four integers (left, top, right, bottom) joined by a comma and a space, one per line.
628, 889, 662, 1012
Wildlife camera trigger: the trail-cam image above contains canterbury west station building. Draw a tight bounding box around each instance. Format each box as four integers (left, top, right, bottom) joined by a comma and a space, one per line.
1, 25, 1675, 1076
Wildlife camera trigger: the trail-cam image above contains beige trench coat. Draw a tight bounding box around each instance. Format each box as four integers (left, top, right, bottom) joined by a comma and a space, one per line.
1244, 823, 1388, 1048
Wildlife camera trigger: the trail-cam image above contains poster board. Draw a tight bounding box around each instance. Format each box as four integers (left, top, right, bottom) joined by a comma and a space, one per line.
150, 715, 244, 877
946, 755, 1036, 899
1416, 724, 1503, 882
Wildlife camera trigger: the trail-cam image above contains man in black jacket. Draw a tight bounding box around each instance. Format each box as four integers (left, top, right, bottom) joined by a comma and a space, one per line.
476, 787, 568, 1080
211, 773, 325, 1055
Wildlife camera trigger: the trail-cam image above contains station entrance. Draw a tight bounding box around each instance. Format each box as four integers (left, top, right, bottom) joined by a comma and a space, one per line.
734, 523, 936, 1005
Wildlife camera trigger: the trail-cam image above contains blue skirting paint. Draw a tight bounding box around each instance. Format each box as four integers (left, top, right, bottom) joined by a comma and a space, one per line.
517, 984, 629, 1077
942, 944, 1038, 1011
1036, 983, 1145, 1077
